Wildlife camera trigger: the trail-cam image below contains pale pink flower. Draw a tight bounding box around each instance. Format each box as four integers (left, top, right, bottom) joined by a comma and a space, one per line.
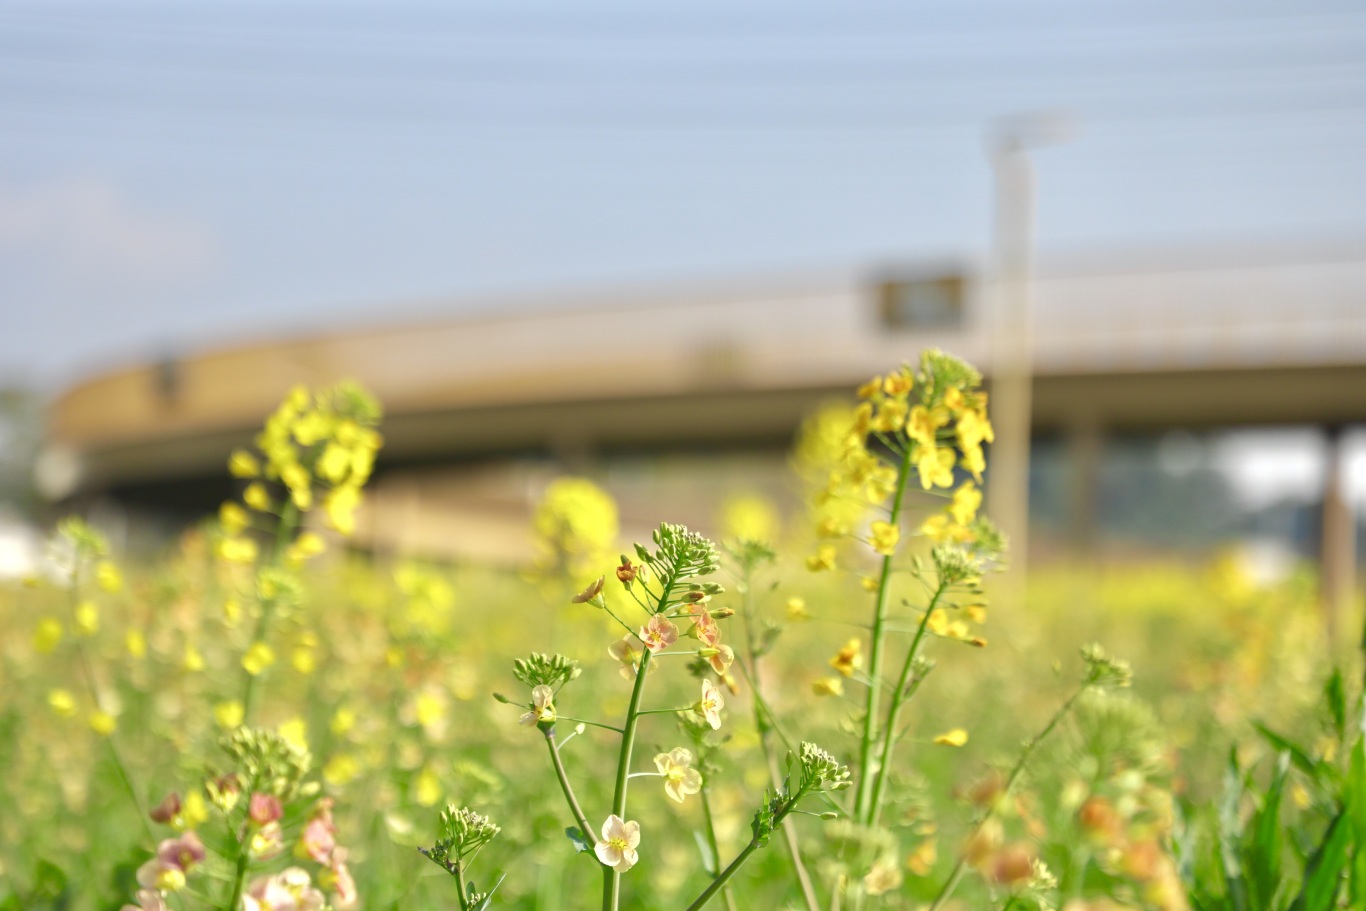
639, 614, 678, 653
654, 748, 703, 803
608, 635, 643, 680
698, 679, 724, 730
249, 821, 284, 859
249, 793, 283, 825
705, 644, 735, 675
690, 610, 720, 646
135, 859, 184, 892
156, 831, 205, 872
594, 814, 641, 873
518, 685, 556, 726
242, 867, 325, 911
120, 890, 167, 911
298, 816, 336, 864
320, 847, 359, 910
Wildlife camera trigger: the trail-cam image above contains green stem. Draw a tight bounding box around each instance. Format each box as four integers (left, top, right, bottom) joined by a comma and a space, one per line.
853, 445, 915, 823
454, 863, 471, 911
866, 582, 945, 826
556, 716, 624, 735
238, 500, 298, 724
544, 729, 594, 841
603, 567, 675, 911
699, 786, 739, 911
927, 685, 1087, 911
737, 567, 821, 911
224, 831, 251, 911
684, 786, 810, 911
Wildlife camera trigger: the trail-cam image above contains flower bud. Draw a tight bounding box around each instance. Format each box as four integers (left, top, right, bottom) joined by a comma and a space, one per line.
615, 559, 637, 584
571, 577, 605, 605
150, 792, 182, 824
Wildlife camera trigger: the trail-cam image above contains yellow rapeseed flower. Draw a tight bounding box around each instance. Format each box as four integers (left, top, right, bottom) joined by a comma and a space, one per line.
915, 446, 956, 490
48, 688, 77, 718
214, 700, 244, 729
869, 520, 900, 556
229, 449, 261, 478
96, 561, 123, 593
883, 369, 913, 398
324, 485, 360, 536
933, 728, 968, 747
415, 767, 442, 807
242, 641, 275, 676
950, 482, 981, 527
323, 753, 361, 786
181, 790, 209, 829
33, 617, 63, 653
812, 677, 844, 697
126, 629, 147, 659
331, 706, 357, 736
183, 644, 205, 672
278, 717, 308, 750
830, 639, 863, 677
786, 597, 810, 620
243, 482, 271, 511
74, 601, 99, 636
806, 545, 837, 573
219, 502, 250, 534
89, 710, 117, 736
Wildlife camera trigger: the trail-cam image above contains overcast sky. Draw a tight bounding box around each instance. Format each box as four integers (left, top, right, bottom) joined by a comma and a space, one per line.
0, 0, 1363, 391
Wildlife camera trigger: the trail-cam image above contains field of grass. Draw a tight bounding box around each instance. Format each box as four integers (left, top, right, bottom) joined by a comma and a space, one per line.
1, 371, 1362, 911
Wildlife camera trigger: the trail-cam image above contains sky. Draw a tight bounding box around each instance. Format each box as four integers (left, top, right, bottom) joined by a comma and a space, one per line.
0, 0, 1363, 391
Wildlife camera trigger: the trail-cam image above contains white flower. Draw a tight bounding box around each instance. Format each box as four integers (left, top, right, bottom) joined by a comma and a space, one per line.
698, 679, 724, 730
518, 685, 556, 726
654, 748, 703, 803
594, 814, 641, 873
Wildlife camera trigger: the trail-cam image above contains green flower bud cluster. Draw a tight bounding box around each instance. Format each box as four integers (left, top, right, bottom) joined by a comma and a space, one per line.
221, 726, 313, 800
420, 805, 501, 872
512, 653, 580, 690
798, 741, 852, 792
635, 523, 721, 584
1081, 643, 1134, 690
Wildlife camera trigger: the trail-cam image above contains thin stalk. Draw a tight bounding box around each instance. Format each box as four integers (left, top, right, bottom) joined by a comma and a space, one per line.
224, 827, 251, 911
603, 566, 675, 911
238, 500, 298, 724
454, 864, 471, 911
555, 716, 624, 734
544, 729, 594, 840
927, 685, 1087, 911
852, 446, 915, 823
736, 566, 821, 911
683, 785, 810, 911
699, 786, 740, 911
866, 582, 945, 826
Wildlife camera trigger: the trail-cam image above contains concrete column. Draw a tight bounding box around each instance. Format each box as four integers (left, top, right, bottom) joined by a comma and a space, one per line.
1319, 424, 1356, 645
1066, 420, 1104, 555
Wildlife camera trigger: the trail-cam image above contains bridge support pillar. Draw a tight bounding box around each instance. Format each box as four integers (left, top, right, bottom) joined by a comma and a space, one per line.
1066, 420, 1104, 555
1319, 424, 1356, 646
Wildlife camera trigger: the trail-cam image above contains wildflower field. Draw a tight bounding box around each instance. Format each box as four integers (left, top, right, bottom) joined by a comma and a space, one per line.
2, 354, 1363, 911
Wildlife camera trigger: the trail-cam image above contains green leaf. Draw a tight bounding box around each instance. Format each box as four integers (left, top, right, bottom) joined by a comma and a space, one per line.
1243, 753, 1289, 909
1324, 669, 1346, 742
1255, 723, 1322, 780
1289, 810, 1350, 911
473, 873, 507, 911
565, 826, 592, 855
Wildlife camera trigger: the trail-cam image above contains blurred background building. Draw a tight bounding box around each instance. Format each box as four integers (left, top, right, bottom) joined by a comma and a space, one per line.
1, 1, 1363, 623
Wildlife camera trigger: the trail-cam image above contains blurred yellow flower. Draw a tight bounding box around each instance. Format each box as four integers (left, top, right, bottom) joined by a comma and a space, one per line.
719, 493, 780, 543
181, 790, 209, 829
331, 706, 357, 736
933, 728, 968, 747
323, 754, 361, 786
830, 639, 863, 677
126, 629, 147, 659
214, 700, 244, 729
915, 446, 956, 490
278, 717, 308, 751
243, 482, 271, 512
806, 545, 837, 573
33, 617, 63, 653
869, 521, 900, 556
242, 641, 276, 676
229, 449, 260, 478
89, 710, 117, 736
324, 485, 361, 536
74, 601, 99, 636
183, 645, 205, 672
96, 561, 123, 593
786, 597, 810, 620
48, 688, 77, 718
414, 767, 442, 807
812, 677, 844, 697
950, 481, 982, 527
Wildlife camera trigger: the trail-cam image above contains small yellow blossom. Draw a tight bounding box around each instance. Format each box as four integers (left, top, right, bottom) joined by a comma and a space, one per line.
74, 601, 99, 636
218, 536, 258, 564
907, 838, 938, 876
323, 754, 361, 786
214, 700, 244, 729
806, 545, 837, 573
181, 644, 205, 672
933, 728, 969, 747
864, 860, 904, 896
96, 561, 123, 593
812, 677, 844, 697
950, 481, 981, 526
223, 598, 242, 625
786, 597, 810, 620
220, 502, 250, 534
286, 531, 326, 564
331, 706, 357, 736
966, 604, 987, 624
908, 405, 948, 449
816, 517, 848, 539
415, 767, 442, 807
181, 790, 209, 829
883, 369, 913, 398
830, 639, 863, 677
856, 377, 882, 399
869, 520, 900, 556
126, 629, 147, 658
229, 450, 261, 478
860, 576, 880, 592
242, 641, 276, 676
89, 710, 117, 736
915, 446, 956, 490
324, 485, 361, 535
278, 717, 308, 750
291, 645, 317, 675
33, 617, 63, 653
48, 688, 77, 718
243, 482, 271, 511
